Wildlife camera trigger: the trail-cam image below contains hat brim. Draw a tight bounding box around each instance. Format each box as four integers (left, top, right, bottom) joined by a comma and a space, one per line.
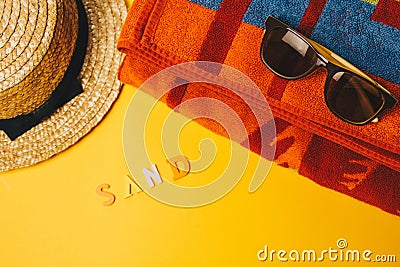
0, 0, 127, 172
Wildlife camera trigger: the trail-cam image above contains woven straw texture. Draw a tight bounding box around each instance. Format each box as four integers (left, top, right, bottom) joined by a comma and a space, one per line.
0, 0, 78, 119
0, 0, 127, 172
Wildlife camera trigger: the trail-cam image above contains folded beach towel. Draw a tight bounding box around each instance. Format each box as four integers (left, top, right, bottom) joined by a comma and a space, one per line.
117, 0, 400, 216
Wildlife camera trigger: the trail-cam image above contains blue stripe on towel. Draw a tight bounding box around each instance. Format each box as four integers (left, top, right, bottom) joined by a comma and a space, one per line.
188, 0, 400, 84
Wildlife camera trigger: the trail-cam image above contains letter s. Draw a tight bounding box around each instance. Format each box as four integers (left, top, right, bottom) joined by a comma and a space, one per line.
96, 184, 116, 206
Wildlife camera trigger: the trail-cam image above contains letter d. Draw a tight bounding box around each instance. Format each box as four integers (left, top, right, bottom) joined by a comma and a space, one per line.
257, 246, 268, 261
167, 155, 191, 180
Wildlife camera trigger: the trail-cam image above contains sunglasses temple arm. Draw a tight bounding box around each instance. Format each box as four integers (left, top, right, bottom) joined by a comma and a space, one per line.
305, 38, 383, 85
308, 38, 399, 104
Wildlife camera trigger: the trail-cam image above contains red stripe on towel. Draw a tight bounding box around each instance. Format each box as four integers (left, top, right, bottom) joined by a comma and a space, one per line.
167, 0, 253, 107
371, 0, 400, 30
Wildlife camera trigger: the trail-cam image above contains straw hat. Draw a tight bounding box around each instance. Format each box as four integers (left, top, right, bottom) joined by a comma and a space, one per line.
0, 0, 127, 172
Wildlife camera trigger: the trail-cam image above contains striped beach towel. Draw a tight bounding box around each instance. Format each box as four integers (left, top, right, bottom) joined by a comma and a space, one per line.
117, 0, 400, 215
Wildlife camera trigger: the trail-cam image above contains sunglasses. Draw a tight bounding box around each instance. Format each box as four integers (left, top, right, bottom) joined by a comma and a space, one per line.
260, 15, 398, 125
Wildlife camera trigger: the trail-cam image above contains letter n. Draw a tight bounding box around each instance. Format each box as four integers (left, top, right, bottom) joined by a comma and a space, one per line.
142, 164, 163, 187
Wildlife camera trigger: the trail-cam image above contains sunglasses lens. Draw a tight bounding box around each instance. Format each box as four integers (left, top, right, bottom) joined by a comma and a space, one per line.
262, 28, 318, 78
326, 72, 384, 123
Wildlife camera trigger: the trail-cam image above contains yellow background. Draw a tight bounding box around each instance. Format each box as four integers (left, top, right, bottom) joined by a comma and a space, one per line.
1, 1, 399, 266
